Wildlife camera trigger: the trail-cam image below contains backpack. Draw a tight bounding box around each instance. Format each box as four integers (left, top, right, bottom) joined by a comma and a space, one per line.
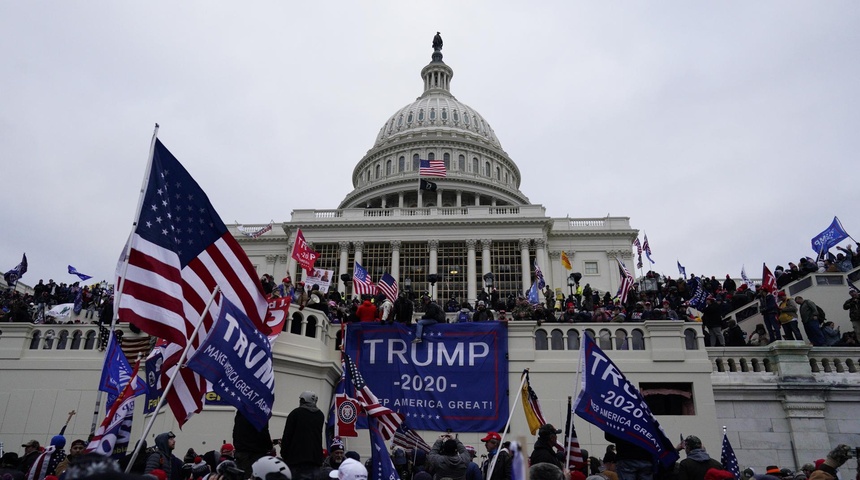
816, 305, 827, 321
435, 306, 447, 323
457, 310, 471, 323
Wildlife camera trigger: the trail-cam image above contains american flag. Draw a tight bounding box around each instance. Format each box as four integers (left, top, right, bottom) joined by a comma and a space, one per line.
534, 260, 546, 290
632, 238, 643, 269
344, 352, 403, 439
377, 273, 398, 301
419, 159, 446, 177
369, 417, 402, 480
392, 424, 431, 454
643, 234, 655, 264
353, 261, 377, 297
116, 138, 269, 426
616, 257, 635, 304
564, 396, 584, 471
720, 432, 741, 480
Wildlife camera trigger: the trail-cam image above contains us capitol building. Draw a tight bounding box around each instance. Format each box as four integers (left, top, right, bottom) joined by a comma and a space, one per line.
1, 36, 858, 476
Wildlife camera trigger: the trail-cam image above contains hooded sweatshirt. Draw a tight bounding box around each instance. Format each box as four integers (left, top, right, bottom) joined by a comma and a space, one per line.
281, 399, 325, 467
679, 449, 722, 480
428, 439, 471, 480
145, 433, 175, 478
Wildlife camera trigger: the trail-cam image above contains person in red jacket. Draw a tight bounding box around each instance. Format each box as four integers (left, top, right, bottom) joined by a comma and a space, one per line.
356, 297, 378, 322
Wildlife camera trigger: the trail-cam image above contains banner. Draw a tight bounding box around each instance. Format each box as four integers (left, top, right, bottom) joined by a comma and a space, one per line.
811, 216, 849, 254
264, 296, 291, 339
186, 297, 275, 431
303, 268, 334, 293
143, 341, 165, 415
87, 361, 141, 459
574, 334, 678, 468
344, 323, 508, 432
99, 332, 147, 410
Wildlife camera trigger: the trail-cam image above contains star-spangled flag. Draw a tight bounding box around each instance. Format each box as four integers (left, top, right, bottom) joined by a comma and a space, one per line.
98, 332, 147, 409
574, 334, 679, 469
527, 281, 540, 305
86, 359, 141, 459
632, 238, 643, 269
377, 273, 398, 302
564, 396, 584, 471
677, 261, 687, 280
68, 265, 93, 281
116, 138, 270, 426
4, 253, 27, 286
392, 424, 431, 454
25, 445, 58, 480
418, 159, 446, 177
343, 352, 403, 439
721, 432, 741, 480
534, 259, 546, 290
643, 234, 655, 264
369, 417, 401, 480
616, 258, 635, 304
352, 261, 377, 297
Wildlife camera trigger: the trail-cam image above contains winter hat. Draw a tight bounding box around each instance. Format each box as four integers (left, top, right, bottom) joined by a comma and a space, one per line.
51, 435, 66, 449
704, 468, 735, 480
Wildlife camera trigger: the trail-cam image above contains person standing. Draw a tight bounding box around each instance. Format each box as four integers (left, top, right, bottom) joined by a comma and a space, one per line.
757, 288, 781, 342
427, 435, 471, 480
480, 432, 511, 480
529, 424, 562, 469
843, 289, 860, 335
701, 296, 724, 347
776, 292, 803, 341
233, 410, 274, 477
796, 296, 826, 346
281, 391, 325, 480
676, 435, 721, 480
145, 432, 178, 480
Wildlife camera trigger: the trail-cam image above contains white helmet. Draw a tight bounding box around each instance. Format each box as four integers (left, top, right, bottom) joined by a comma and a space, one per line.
251, 456, 291, 480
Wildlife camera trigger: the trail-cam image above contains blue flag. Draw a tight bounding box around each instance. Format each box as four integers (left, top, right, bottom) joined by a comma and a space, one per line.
574, 334, 679, 468
534, 259, 546, 290
369, 417, 401, 480
721, 433, 741, 480
143, 342, 165, 415
527, 281, 540, 305
73, 287, 84, 315
811, 216, 850, 254
4, 253, 27, 286
688, 277, 708, 310
677, 261, 687, 280
68, 265, 93, 281
98, 333, 146, 409
186, 296, 274, 431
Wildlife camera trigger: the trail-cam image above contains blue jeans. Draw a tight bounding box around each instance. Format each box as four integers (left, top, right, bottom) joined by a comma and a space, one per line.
617, 459, 654, 480
415, 318, 437, 339
803, 320, 826, 346
781, 320, 802, 341
764, 313, 782, 342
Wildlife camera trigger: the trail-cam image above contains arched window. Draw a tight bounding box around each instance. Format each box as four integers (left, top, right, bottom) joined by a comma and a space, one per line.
472, 157, 479, 173
484, 162, 491, 177
407, 112, 414, 123
428, 152, 435, 161
458, 155, 465, 171
598, 329, 613, 350
505, 172, 509, 183
429, 108, 436, 121
71, 330, 83, 350
305, 316, 318, 338
550, 330, 565, 350
57, 330, 69, 350
418, 110, 425, 121
43, 330, 55, 349
535, 330, 548, 350
496, 167, 501, 180
441, 109, 448, 120
464, 113, 470, 125
291, 312, 303, 335
386, 159, 392, 175
413, 154, 420, 171
398, 156, 405, 172
443, 153, 450, 169
84, 331, 97, 350
375, 164, 381, 179
684, 329, 699, 350
567, 330, 580, 350
615, 330, 629, 350
453, 110, 460, 122
30, 330, 42, 350
631, 329, 646, 350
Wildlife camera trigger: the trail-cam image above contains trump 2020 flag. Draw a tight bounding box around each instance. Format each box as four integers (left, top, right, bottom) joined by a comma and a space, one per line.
4, 253, 27, 286
811, 216, 850, 254
369, 417, 401, 480
574, 333, 679, 468
86, 360, 141, 459
186, 296, 275, 431
99, 332, 147, 410
68, 265, 93, 281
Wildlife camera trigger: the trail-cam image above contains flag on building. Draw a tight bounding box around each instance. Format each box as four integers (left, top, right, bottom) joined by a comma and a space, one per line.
237, 221, 274, 239
369, 417, 402, 480
419, 159, 446, 177
616, 258, 635, 304
186, 296, 275, 431
574, 333, 679, 468
4, 253, 27, 286
86, 359, 142, 459
291, 228, 320, 274
116, 138, 270, 426
564, 396, 584, 471
762, 263, 777, 293
343, 352, 403, 439
419, 179, 438, 191
740, 266, 755, 290
353, 261, 377, 297
392, 424, 432, 454
68, 265, 93, 281
534, 260, 546, 289
811, 216, 850, 254
643, 234, 655, 264
560, 251, 572, 271
520, 370, 547, 435
377, 273, 398, 301
721, 432, 741, 480
677, 261, 687, 280
98, 332, 147, 410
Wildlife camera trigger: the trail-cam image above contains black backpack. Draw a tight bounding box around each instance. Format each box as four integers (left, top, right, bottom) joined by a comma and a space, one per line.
816, 305, 827, 321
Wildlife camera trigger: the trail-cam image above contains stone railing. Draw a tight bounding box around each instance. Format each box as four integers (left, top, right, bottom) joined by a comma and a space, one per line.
291, 205, 547, 222
708, 342, 860, 377
0, 323, 110, 359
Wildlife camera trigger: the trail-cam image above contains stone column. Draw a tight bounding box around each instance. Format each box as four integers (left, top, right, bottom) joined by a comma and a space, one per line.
456, 190, 462, 207
381, 197, 387, 208
390, 240, 401, 285
417, 190, 423, 208
266, 254, 277, 277
481, 239, 492, 279
353, 241, 364, 270
437, 190, 442, 207
520, 238, 531, 294
428, 240, 439, 300
548, 250, 561, 300
466, 239, 477, 304
398, 192, 404, 208
277, 255, 290, 281
338, 241, 350, 294
474, 194, 480, 206
285, 242, 297, 282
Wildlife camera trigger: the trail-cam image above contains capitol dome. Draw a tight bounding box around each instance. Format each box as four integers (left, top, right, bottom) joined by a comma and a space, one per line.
339, 37, 529, 209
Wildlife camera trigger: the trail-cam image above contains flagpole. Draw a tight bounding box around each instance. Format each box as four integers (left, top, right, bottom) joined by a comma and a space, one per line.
566, 342, 584, 472
90, 124, 160, 436
124, 285, 220, 473
486, 372, 529, 480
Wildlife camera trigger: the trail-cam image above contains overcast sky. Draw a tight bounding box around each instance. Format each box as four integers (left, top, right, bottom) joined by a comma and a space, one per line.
2, 1, 858, 286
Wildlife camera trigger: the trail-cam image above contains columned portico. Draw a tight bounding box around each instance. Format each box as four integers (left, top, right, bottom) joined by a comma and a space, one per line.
466, 239, 477, 303
338, 241, 350, 293
520, 238, 531, 293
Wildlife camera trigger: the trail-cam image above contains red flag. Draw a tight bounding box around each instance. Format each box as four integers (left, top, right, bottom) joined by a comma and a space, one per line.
762, 263, 777, 292
335, 394, 359, 437
291, 229, 320, 274
265, 296, 291, 339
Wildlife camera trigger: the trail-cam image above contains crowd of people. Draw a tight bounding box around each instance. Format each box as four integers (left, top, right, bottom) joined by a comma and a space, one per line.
0, 279, 112, 325
2, 393, 856, 480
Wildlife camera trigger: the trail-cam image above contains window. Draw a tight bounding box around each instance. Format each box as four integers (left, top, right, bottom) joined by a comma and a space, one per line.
429, 108, 436, 120
413, 154, 420, 171
472, 157, 479, 173
484, 162, 491, 177
458, 154, 465, 171
504, 172, 508, 183
399, 156, 405, 172
640, 383, 695, 415
407, 112, 413, 123
535, 330, 548, 350
386, 160, 392, 175
441, 109, 448, 120
397, 115, 403, 126
375, 164, 380, 179
453, 110, 459, 122
496, 167, 500, 180
443, 153, 450, 169
464, 113, 470, 125
428, 152, 435, 161
585, 261, 599, 275
418, 110, 425, 121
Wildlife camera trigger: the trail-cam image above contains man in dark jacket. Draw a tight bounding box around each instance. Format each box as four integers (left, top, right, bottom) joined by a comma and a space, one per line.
480, 432, 511, 480
144, 432, 178, 479
394, 292, 415, 325
677, 435, 721, 480
281, 391, 325, 480
701, 296, 724, 347
413, 296, 445, 344
427, 435, 471, 480
529, 424, 562, 469
233, 409, 274, 476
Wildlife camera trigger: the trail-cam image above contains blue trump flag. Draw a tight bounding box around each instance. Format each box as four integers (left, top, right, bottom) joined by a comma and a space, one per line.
68, 265, 93, 281
574, 334, 679, 468
688, 277, 708, 310
98, 332, 147, 410
186, 296, 274, 431
811, 216, 850, 254
369, 417, 401, 480
143, 341, 165, 415
345, 322, 508, 432
4, 253, 27, 286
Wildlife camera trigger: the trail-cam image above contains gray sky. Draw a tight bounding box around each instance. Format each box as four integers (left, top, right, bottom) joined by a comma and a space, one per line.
2, 1, 858, 286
